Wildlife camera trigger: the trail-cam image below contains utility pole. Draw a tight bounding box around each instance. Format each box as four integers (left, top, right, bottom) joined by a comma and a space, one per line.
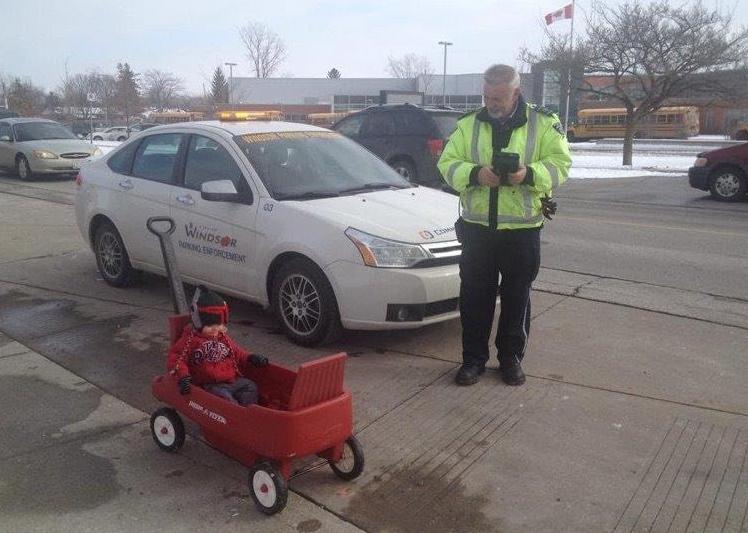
224, 62, 237, 107
438, 41, 452, 106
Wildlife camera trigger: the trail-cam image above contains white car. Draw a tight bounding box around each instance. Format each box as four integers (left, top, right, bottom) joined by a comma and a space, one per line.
74, 118, 461, 346
92, 127, 130, 142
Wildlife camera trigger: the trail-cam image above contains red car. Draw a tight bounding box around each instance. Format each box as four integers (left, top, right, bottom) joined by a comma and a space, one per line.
689, 142, 748, 201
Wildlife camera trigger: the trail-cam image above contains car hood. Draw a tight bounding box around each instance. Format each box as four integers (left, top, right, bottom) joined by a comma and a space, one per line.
289, 186, 460, 243
19, 139, 98, 155
699, 141, 748, 160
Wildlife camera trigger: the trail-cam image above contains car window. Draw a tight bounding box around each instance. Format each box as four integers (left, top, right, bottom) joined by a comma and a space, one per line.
107, 140, 141, 174
183, 135, 246, 192
335, 115, 364, 138
14, 122, 76, 141
234, 131, 410, 199
0, 122, 12, 140
362, 112, 395, 136
430, 113, 460, 138
131, 133, 183, 183
393, 111, 428, 135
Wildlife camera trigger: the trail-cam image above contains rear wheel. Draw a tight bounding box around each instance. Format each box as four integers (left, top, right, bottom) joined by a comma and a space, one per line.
116, 136, 127, 141
329, 436, 365, 481
248, 462, 288, 515
271, 257, 342, 346
390, 159, 417, 182
93, 136, 103, 141
150, 407, 185, 452
709, 167, 747, 201
15, 155, 32, 181
94, 221, 134, 286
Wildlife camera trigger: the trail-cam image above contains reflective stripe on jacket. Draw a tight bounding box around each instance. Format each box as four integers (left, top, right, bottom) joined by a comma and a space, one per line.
438, 103, 572, 230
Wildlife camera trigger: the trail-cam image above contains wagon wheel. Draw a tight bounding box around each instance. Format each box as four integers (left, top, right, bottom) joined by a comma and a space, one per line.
248, 462, 288, 515
150, 407, 185, 452
329, 436, 365, 481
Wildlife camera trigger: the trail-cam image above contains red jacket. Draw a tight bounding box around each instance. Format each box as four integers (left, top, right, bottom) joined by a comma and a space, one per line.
166, 326, 251, 385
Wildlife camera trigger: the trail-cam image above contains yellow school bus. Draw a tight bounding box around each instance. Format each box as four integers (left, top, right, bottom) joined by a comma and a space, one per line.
568, 106, 700, 141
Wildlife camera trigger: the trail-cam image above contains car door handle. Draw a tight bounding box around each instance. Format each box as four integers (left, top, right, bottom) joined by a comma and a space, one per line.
118, 179, 134, 190
176, 194, 195, 206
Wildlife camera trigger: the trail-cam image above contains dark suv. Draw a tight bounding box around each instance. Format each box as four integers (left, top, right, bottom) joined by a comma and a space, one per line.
688, 142, 748, 201
333, 104, 463, 188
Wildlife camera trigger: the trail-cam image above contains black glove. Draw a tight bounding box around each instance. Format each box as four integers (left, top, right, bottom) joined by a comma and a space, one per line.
178, 376, 192, 395
541, 196, 558, 220
250, 354, 269, 367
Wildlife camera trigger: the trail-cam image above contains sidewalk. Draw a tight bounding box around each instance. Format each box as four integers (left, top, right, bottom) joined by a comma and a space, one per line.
0, 332, 363, 533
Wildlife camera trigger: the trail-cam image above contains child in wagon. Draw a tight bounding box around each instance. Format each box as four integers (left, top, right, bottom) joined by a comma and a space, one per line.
167, 287, 268, 406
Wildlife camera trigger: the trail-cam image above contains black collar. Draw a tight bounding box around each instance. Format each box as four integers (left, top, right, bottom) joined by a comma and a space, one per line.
476, 94, 528, 131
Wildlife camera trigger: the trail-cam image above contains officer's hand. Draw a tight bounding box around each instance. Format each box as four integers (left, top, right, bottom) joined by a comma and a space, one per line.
477, 166, 501, 187
541, 196, 558, 220
178, 376, 192, 395
250, 354, 269, 367
506, 165, 527, 185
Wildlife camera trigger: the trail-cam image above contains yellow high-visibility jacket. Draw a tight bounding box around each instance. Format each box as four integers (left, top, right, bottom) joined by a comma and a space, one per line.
438, 103, 572, 229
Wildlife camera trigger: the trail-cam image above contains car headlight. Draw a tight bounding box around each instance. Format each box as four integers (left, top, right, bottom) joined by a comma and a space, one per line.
32, 150, 58, 160
92, 147, 103, 157
345, 227, 430, 268
693, 157, 708, 167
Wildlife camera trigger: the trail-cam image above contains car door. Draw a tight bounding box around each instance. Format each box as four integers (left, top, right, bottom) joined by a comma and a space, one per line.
114, 132, 185, 270
0, 121, 14, 170
170, 133, 259, 297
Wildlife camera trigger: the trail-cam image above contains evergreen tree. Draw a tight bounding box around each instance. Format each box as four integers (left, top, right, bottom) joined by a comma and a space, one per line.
211, 66, 229, 104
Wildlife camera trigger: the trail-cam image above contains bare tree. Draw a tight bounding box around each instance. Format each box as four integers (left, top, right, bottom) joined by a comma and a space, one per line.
7, 77, 45, 116
521, 0, 748, 164
386, 53, 434, 94
238, 21, 287, 78
60, 72, 99, 121
142, 69, 185, 111
94, 73, 118, 124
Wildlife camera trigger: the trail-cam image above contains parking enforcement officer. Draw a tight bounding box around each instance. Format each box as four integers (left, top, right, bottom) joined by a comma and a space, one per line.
438, 64, 572, 386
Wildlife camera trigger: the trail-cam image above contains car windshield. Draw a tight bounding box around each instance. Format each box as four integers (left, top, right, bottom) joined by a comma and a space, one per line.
430, 113, 461, 138
15, 122, 76, 141
234, 131, 411, 200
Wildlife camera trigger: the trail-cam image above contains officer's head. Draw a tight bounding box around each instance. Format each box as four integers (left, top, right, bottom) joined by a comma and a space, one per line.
483, 64, 521, 119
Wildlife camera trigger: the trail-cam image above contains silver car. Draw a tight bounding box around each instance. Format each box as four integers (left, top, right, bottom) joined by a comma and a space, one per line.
0, 118, 102, 180
92, 127, 130, 141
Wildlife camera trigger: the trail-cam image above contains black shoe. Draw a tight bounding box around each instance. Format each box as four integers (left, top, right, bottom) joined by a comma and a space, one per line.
499, 361, 526, 386
455, 364, 485, 386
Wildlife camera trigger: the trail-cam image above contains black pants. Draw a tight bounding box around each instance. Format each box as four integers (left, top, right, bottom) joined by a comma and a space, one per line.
459, 221, 541, 368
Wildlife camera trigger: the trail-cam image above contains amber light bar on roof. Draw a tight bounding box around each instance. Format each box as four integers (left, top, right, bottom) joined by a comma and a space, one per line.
217, 111, 283, 121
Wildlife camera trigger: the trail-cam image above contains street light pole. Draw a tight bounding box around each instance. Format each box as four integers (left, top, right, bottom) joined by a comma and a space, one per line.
224, 62, 237, 108
438, 41, 452, 106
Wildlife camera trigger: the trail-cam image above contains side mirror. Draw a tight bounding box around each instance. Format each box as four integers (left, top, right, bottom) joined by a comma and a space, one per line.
201, 180, 251, 204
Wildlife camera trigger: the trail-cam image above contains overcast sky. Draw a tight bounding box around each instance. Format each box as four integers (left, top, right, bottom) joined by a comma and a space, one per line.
4, 0, 746, 94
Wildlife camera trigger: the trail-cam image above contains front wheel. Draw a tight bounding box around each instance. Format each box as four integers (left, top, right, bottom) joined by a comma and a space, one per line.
710, 167, 747, 201
15, 155, 32, 181
390, 159, 417, 182
93, 136, 103, 141
248, 462, 288, 515
271, 258, 342, 346
329, 436, 365, 481
93, 221, 134, 287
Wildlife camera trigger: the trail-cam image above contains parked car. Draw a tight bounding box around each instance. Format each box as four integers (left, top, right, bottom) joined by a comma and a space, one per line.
75, 118, 462, 346
0, 110, 19, 119
92, 126, 130, 141
689, 142, 748, 201
0, 118, 102, 180
128, 123, 159, 134
332, 104, 462, 188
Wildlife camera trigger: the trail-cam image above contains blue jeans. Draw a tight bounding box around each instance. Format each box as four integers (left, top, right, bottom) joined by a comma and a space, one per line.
203, 377, 258, 406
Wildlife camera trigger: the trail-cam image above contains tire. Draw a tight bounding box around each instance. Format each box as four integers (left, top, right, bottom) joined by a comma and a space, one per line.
116, 136, 126, 142
390, 159, 417, 182
150, 407, 185, 452
329, 436, 365, 481
734, 130, 748, 141
93, 136, 103, 141
248, 462, 288, 515
709, 167, 747, 202
15, 155, 32, 181
93, 221, 134, 287
271, 258, 342, 347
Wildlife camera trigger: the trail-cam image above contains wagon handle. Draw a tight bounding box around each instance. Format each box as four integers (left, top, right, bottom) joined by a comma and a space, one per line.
146, 216, 189, 315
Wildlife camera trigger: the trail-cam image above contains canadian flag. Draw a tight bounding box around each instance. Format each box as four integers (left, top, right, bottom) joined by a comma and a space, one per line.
545, 4, 573, 25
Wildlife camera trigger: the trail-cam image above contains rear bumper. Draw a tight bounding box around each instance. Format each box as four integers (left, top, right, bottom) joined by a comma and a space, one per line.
688, 166, 710, 191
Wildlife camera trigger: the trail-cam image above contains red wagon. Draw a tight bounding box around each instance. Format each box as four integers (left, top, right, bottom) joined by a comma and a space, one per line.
145, 217, 363, 515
